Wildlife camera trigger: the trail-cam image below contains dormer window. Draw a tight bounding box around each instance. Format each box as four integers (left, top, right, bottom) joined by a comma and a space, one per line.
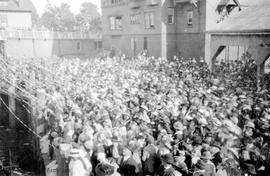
216, 0, 241, 14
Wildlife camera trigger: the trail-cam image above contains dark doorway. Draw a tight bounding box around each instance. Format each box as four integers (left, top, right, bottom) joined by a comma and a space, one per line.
143, 37, 148, 50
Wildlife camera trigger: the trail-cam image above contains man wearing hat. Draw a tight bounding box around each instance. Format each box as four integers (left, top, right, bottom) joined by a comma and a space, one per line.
174, 152, 189, 176
118, 147, 139, 176
243, 163, 256, 176
69, 148, 92, 176
156, 153, 182, 176
142, 134, 159, 175
200, 151, 216, 176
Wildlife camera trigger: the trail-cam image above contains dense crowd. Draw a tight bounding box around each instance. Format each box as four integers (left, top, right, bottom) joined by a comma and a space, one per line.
1, 54, 270, 176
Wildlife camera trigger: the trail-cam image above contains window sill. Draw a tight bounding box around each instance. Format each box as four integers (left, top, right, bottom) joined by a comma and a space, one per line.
109, 29, 123, 31
145, 27, 155, 29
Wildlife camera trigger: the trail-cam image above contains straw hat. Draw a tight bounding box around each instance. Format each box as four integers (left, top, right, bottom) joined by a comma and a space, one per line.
69, 148, 85, 158
173, 122, 184, 131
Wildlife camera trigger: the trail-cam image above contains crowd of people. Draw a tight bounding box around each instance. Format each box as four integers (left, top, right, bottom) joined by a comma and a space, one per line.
1, 54, 270, 176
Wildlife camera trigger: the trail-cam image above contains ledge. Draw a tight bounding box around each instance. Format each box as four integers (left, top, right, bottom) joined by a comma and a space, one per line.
0, 30, 102, 40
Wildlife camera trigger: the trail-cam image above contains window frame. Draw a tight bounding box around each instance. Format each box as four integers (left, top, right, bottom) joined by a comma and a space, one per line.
143, 37, 148, 50
168, 14, 174, 24
187, 10, 193, 26
108, 15, 123, 31
77, 41, 82, 51
144, 11, 155, 29
0, 14, 8, 28
130, 13, 140, 24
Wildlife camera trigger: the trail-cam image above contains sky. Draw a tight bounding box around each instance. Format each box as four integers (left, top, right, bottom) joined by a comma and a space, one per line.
31, 0, 101, 15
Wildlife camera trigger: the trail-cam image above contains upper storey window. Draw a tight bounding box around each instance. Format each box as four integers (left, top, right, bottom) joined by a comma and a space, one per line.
144, 12, 155, 29
103, 0, 124, 7
187, 10, 193, 26
109, 16, 123, 30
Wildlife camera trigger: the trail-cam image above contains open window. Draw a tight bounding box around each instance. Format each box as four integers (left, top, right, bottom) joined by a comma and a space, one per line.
144, 11, 155, 29
187, 10, 193, 26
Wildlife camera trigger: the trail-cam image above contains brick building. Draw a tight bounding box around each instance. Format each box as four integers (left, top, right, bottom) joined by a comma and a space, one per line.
101, 0, 230, 59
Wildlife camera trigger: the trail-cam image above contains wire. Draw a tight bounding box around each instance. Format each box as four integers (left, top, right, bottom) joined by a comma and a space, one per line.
0, 97, 41, 139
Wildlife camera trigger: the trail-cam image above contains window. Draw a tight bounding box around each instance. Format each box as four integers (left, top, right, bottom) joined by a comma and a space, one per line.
144, 12, 155, 29
94, 41, 102, 50
98, 41, 102, 49
0, 1, 8, 6
168, 15, 174, 24
131, 36, 138, 56
104, 0, 122, 6
109, 16, 122, 30
187, 11, 193, 26
94, 42, 98, 50
115, 16, 122, 29
130, 13, 140, 24
77, 42, 81, 50
0, 14, 8, 28
143, 37, 148, 50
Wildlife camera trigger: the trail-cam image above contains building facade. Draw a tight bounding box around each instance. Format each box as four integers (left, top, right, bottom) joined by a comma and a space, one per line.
101, 0, 235, 59
0, 0, 35, 29
0, 0, 103, 58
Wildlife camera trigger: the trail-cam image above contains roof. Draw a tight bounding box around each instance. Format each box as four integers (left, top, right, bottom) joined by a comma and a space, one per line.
207, 0, 270, 33
0, 0, 36, 12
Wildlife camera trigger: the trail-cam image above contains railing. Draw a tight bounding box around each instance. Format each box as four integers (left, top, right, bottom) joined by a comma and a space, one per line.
0, 30, 102, 40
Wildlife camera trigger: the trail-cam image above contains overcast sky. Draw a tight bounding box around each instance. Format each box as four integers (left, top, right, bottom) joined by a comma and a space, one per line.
32, 0, 101, 15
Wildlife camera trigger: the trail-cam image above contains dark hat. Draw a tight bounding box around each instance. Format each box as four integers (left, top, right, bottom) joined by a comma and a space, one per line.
205, 132, 213, 137
95, 163, 115, 176
244, 163, 256, 175
192, 135, 203, 145
210, 142, 221, 150
111, 136, 121, 142
161, 153, 174, 164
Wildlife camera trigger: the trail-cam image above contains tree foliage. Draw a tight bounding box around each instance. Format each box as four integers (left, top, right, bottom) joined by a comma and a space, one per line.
40, 3, 76, 31
75, 2, 101, 32
38, 2, 101, 32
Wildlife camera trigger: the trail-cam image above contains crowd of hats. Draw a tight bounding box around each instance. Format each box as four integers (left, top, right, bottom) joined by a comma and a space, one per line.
1, 55, 270, 176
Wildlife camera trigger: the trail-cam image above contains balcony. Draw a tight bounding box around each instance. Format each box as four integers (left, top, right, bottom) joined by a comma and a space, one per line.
129, 0, 141, 9
147, 0, 159, 6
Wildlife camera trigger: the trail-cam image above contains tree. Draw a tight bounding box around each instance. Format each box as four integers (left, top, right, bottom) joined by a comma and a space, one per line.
40, 3, 76, 31
32, 10, 40, 27
75, 2, 101, 33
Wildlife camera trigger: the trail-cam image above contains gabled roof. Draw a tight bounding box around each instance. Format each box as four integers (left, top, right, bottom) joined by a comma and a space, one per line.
208, 0, 270, 33
0, 0, 36, 12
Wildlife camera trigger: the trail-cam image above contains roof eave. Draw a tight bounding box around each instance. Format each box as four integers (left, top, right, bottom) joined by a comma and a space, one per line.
0, 9, 32, 13
206, 29, 270, 35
